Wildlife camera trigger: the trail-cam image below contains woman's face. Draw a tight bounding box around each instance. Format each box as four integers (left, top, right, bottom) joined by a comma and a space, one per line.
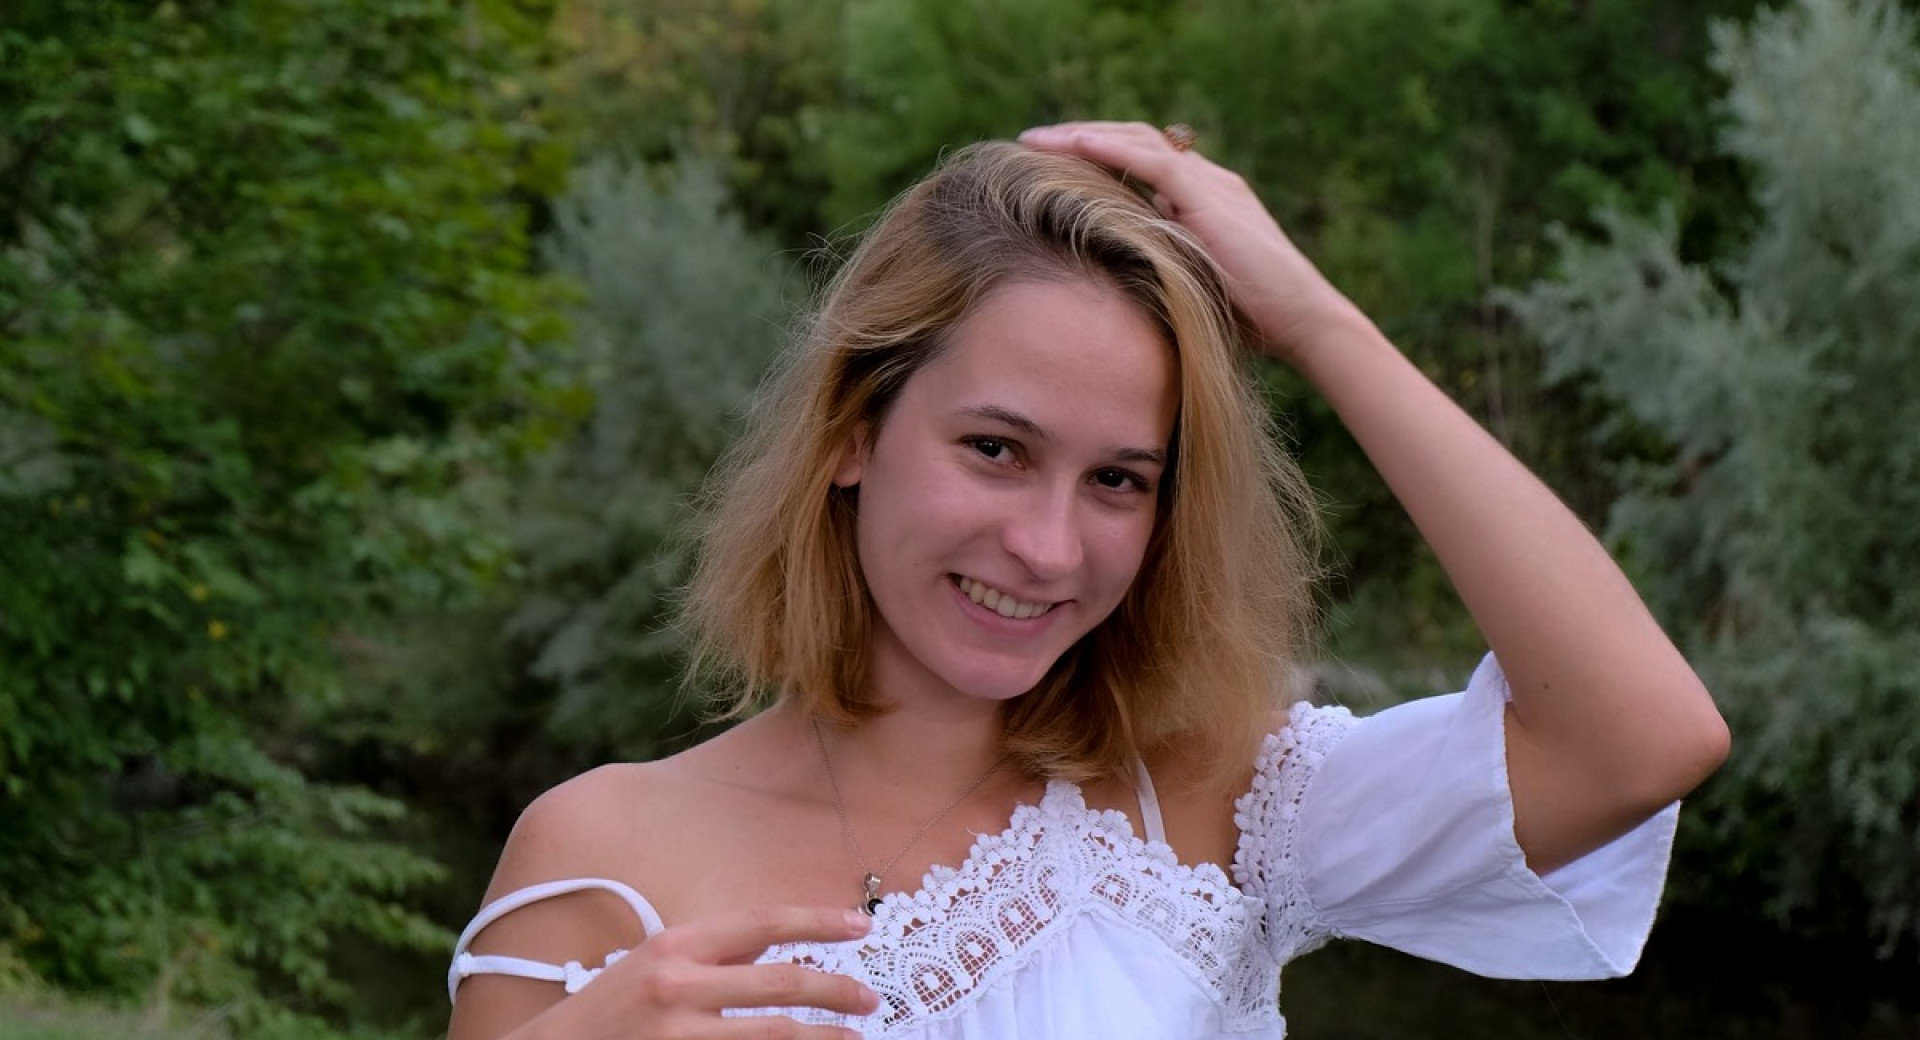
833, 276, 1178, 708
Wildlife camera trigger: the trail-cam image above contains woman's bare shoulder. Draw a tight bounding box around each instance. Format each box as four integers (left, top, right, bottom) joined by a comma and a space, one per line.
1143, 729, 1272, 868
486, 718, 792, 904
450, 763, 695, 1038
1146, 713, 1289, 796
488, 764, 657, 894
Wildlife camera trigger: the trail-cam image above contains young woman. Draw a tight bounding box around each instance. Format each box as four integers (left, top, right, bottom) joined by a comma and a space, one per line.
445, 122, 1729, 1040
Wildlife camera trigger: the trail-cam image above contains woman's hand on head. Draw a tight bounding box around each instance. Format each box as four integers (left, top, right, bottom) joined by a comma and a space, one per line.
450, 905, 880, 1040
1018, 120, 1367, 366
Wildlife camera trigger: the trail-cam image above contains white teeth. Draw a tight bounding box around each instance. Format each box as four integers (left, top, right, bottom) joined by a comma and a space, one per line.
957, 577, 1050, 619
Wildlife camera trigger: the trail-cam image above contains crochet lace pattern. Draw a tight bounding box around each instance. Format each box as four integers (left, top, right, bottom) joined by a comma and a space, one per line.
1231, 702, 1360, 966
727, 702, 1362, 1037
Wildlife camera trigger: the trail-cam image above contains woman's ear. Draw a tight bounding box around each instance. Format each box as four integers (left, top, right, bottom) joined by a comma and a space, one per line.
831, 422, 871, 488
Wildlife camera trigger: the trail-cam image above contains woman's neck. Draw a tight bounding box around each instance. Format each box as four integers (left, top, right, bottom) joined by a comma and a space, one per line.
801, 692, 1008, 797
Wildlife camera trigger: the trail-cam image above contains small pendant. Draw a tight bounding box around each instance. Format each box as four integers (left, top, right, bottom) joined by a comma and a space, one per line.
860, 872, 883, 916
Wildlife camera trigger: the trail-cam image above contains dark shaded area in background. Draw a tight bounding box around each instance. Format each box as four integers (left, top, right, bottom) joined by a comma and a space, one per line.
1286, 911, 1920, 1039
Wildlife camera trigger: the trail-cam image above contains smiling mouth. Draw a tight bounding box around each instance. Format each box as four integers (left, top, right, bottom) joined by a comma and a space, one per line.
954, 576, 1058, 620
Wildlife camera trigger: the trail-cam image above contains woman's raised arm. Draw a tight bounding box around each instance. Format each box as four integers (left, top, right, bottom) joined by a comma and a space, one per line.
1021, 121, 1729, 873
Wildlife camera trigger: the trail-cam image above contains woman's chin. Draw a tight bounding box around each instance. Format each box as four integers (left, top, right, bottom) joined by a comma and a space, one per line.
942, 661, 1060, 704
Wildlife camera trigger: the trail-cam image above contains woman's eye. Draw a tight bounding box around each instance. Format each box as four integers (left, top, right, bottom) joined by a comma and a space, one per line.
968, 437, 1010, 461
1094, 468, 1150, 493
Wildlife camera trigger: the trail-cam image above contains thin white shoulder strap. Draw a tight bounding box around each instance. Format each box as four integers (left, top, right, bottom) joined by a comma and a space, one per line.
1131, 757, 1168, 846
448, 877, 664, 1003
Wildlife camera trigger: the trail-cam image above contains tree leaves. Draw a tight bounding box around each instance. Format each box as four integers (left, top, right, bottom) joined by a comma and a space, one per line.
0, 0, 573, 1026
1509, 0, 1920, 957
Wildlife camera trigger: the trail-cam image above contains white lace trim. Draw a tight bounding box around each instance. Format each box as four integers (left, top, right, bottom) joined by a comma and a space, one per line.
739, 779, 1284, 1035
1231, 702, 1359, 967
472, 711, 1367, 1036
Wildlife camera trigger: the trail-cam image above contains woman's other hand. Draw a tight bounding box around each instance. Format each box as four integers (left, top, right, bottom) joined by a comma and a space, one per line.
450, 903, 880, 1040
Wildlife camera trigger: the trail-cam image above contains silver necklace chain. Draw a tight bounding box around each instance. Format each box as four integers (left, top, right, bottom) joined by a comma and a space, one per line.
812, 718, 1007, 915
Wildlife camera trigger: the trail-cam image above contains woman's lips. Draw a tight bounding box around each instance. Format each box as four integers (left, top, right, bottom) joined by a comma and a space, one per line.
953, 575, 1058, 620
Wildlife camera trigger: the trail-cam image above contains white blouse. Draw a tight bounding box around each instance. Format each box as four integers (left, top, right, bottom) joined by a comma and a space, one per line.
450, 656, 1678, 1037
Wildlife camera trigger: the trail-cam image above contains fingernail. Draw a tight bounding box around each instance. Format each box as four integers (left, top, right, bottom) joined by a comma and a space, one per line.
843, 910, 872, 934
1019, 125, 1058, 140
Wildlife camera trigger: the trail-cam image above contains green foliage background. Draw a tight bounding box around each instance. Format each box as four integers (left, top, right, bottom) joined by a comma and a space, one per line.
1506, 0, 1920, 957
2, 0, 1916, 1034
0, 0, 574, 1031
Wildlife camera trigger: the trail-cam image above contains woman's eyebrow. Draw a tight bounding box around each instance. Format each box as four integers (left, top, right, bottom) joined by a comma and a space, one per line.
1114, 445, 1168, 467
958, 404, 1166, 467
960, 404, 1048, 438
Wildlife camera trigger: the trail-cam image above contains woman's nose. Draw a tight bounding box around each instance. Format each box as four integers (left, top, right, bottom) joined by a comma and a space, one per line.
1001, 482, 1083, 578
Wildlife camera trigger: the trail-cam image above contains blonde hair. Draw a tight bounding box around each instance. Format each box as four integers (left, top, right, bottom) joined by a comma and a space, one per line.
682, 141, 1318, 787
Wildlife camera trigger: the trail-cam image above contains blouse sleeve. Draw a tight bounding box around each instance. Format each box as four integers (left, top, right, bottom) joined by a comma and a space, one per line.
1239, 654, 1678, 980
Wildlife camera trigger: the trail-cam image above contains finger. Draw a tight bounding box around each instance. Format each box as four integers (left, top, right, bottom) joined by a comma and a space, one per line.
1025, 118, 1170, 143
1018, 120, 1169, 167
1019, 121, 1189, 182
696, 962, 881, 1016
712, 1017, 867, 1040
668, 906, 872, 965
